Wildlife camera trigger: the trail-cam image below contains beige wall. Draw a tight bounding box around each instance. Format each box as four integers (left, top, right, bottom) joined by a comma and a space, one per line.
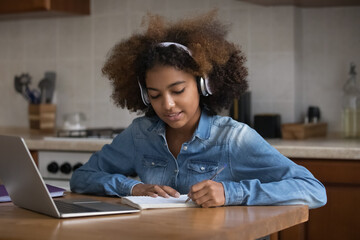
0, 0, 359, 132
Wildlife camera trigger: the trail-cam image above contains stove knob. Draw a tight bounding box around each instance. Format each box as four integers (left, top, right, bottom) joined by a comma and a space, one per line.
60, 162, 72, 174
47, 162, 59, 173
73, 163, 83, 171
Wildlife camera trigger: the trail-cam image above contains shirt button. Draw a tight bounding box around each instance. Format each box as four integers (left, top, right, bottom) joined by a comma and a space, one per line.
183, 146, 188, 151
200, 166, 205, 171
151, 162, 155, 166
174, 169, 179, 173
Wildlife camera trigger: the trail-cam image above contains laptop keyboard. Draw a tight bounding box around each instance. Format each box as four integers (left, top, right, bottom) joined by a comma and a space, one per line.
54, 200, 99, 213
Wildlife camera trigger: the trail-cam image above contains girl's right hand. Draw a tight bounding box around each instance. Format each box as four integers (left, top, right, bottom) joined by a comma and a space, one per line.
131, 184, 180, 198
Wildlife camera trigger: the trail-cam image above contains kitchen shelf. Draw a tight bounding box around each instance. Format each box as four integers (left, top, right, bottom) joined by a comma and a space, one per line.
238, 0, 360, 7
0, 0, 90, 20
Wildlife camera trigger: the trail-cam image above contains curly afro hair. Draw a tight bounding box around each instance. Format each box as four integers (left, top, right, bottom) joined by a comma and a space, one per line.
102, 10, 248, 116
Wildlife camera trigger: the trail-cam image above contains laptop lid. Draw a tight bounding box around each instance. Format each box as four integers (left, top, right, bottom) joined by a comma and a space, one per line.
0, 135, 139, 218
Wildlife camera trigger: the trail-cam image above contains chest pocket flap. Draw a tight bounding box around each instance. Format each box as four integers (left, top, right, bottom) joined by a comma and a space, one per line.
188, 161, 218, 174
142, 155, 168, 168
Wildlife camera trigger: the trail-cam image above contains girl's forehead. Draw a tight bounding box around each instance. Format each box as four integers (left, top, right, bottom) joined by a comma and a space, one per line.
146, 66, 191, 79
146, 66, 195, 88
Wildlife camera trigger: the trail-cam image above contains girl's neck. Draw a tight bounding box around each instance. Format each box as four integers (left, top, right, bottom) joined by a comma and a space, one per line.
166, 123, 196, 142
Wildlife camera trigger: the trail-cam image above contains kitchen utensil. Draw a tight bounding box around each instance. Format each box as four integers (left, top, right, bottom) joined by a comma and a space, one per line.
14, 73, 41, 103
38, 72, 56, 103
25, 87, 41, 104
14, 73, 32, 101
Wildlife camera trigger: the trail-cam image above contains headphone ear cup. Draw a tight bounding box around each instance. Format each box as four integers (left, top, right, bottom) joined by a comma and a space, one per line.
198, 77, 212, 96
138, 80, 150, 106
143, 90, 150, 106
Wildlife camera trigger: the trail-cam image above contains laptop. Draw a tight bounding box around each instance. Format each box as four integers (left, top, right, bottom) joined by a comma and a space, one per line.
0, 135, 139, 218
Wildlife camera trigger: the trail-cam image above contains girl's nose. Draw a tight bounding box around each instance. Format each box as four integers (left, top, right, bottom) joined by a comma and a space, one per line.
163, 95, 175, 109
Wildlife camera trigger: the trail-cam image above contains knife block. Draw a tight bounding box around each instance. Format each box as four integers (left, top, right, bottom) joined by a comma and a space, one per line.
28, 104, 56, 131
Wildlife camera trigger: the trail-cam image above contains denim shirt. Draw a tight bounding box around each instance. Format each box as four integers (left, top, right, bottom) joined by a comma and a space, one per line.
70, 110, 327, 209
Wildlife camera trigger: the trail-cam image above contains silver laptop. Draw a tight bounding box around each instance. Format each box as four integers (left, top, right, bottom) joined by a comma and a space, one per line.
0, 135, 139, 218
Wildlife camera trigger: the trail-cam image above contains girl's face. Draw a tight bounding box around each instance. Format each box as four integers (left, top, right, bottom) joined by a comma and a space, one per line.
145, 65, 201, 132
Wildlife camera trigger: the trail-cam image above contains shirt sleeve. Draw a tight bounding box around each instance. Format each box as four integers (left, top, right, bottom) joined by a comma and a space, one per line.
70, 123, 142, 197
222, 124, 327, 209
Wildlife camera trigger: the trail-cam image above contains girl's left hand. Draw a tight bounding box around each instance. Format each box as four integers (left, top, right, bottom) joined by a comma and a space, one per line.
188, 180, 225, 208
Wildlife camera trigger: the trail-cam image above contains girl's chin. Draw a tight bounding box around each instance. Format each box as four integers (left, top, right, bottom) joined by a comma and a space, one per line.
165, 120, 185, 129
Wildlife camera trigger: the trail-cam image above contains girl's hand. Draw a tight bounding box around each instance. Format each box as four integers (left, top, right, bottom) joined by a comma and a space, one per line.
188, 180, 225, 208
131, 184, 180, 198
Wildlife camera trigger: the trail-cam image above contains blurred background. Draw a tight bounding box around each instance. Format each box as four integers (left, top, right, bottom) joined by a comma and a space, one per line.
0, 0, 359, 133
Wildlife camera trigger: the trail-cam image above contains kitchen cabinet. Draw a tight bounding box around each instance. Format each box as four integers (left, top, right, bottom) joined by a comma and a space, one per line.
278, 158, 360, 240
239, 0, 360, 7
30, 150, 38, 166
0, 0, 90, 19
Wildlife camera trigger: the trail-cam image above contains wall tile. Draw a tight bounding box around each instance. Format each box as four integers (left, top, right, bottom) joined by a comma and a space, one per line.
271, 7, 295, 52
0, 0, 359, 134
93, 15, 113, 59
92, 59, 112, 103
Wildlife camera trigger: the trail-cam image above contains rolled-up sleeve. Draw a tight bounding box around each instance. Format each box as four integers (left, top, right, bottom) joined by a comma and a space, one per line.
70, 125, 142, 196
222, 124, 327, 209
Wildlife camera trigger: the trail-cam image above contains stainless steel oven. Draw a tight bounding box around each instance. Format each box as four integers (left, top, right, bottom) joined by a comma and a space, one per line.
38, 151, 93, 190
38, 128, 124, 190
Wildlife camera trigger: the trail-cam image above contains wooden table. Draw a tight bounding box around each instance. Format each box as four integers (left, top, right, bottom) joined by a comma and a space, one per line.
0, 193, 308, 240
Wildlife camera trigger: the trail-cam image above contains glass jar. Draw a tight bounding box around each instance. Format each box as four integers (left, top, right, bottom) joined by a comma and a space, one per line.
342, 63, 360, 138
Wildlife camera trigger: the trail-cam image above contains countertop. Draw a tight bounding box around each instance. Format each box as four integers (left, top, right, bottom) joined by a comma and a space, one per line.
1, 127, 360, 160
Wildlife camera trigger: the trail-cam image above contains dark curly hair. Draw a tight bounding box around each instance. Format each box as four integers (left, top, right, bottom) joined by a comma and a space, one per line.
102, 10, 248, 116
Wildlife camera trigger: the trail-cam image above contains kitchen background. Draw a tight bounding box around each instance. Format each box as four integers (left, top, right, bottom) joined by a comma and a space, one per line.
0, 0, 359, 133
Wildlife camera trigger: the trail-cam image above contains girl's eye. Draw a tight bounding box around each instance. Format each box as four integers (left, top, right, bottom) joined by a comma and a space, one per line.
173, 88, 185, 94
149, 88, 184, 99
149, 94, 160, 99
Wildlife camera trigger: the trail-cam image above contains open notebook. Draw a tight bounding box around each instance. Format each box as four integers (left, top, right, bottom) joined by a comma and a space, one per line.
121, 194, 197, 210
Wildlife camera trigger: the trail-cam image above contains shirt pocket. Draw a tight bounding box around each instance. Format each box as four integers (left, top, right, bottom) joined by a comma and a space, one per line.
140, 155, 169, 185
186, 160, 219, 189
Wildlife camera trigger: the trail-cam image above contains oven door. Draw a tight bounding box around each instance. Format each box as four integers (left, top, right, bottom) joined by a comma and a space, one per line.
38, 151, 93, 190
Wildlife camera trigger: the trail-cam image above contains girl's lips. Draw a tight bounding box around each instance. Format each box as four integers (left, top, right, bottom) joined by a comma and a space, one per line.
164, 112, 183, 121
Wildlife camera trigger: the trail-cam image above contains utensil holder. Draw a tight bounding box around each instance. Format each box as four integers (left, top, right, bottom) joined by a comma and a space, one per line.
28, 104, 56, 131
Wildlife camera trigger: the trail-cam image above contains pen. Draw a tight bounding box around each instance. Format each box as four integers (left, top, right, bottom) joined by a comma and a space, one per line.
185, 163, 227, 203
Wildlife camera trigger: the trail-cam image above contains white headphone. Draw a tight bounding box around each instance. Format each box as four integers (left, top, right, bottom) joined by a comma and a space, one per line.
138, 42, 213, 106
138, 79, 151, 106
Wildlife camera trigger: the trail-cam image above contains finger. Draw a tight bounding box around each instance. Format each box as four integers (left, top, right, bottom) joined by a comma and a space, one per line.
153, 185, 170, 198
132, 184, 154, 196
189, 180, 213, 199
194, 193, 221, 208
191, 181, 225, 207
148, 192, 159, 198
189, 189, 208, 206
192, 189, 209, 205
200, 198, 216, 208
190, 180, 209, 193
161, 185, 180, 198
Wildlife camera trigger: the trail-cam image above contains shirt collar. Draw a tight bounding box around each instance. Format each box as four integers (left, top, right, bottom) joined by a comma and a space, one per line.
148, 116, 166, 135
193, 109, 212, 140
148, 109, 212, 140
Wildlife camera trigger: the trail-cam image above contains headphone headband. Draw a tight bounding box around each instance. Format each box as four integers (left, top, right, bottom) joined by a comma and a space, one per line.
158, 42, 192, 56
